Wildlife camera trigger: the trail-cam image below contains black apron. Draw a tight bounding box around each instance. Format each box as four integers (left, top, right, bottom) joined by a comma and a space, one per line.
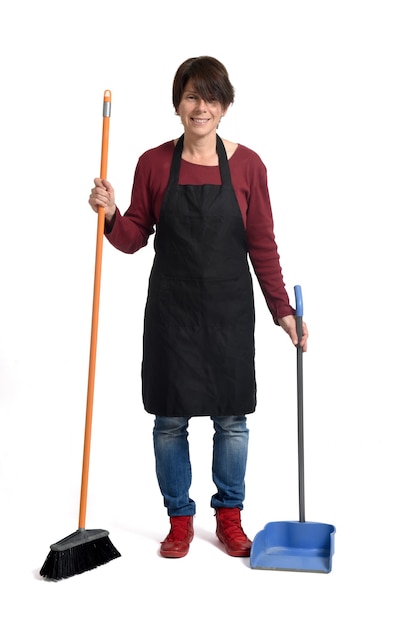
142, 134, 256, 417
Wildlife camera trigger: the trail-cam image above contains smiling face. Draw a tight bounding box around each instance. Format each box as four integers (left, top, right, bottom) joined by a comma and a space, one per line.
176, 81, 228, 138
172, 57, 235, 141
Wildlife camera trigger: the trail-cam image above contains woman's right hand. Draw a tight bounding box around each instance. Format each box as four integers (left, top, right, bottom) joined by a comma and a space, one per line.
89, 178, 116, 220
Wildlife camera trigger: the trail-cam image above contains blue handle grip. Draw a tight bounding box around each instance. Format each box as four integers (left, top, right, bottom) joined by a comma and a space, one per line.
294, 285, 303, 317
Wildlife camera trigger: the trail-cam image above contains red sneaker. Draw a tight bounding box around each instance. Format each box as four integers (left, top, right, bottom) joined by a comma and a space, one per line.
215, 508, 252, 557
160, 516, 194, 558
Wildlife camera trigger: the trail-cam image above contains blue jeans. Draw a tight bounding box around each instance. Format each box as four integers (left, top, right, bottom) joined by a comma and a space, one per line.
153, 415, 249, 516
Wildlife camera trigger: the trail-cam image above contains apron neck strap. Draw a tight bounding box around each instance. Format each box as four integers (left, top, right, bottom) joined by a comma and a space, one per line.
169, 134, 231, 185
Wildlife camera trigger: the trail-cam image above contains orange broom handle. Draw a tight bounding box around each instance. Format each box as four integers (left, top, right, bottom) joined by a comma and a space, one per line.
79, 90, 111, 529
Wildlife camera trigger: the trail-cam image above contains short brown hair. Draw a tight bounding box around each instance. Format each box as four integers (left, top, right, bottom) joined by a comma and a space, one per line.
172, 56, 235, 111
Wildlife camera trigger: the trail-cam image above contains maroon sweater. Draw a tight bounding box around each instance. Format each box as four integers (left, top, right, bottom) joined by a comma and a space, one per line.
106, 140, 295, 323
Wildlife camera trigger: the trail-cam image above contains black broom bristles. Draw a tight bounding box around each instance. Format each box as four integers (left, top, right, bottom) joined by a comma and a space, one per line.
40, 528, 121, 580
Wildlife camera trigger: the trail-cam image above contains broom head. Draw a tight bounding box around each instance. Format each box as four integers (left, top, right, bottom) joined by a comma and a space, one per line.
40, 528, 121, 580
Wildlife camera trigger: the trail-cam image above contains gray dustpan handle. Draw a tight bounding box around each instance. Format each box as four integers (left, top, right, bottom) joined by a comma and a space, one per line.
294, 285, 305, 523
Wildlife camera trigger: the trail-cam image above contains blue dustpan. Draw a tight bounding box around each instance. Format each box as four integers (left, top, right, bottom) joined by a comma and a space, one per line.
250, 520, 335, 573
250, 286, 336, 573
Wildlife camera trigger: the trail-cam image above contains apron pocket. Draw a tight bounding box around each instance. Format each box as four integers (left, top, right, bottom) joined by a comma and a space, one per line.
160, 275, 252, 331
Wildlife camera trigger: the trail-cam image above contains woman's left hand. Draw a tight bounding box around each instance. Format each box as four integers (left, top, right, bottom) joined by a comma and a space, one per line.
278, 315, 308, 352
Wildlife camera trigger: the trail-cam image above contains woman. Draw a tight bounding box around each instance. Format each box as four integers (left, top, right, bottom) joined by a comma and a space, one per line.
89, 56, 308, 559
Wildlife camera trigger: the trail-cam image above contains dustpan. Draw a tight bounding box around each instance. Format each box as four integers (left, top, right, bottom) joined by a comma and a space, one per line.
250, 285, 335, 573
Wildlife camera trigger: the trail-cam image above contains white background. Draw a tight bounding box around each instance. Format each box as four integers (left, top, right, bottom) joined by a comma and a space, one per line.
0, 1, 416, 624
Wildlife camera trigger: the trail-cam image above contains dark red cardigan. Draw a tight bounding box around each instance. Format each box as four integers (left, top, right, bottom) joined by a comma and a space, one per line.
105, 140, 295, 323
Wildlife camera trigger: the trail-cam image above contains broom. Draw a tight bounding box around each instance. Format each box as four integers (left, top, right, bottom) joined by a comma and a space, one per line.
40, 90, 121, 580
